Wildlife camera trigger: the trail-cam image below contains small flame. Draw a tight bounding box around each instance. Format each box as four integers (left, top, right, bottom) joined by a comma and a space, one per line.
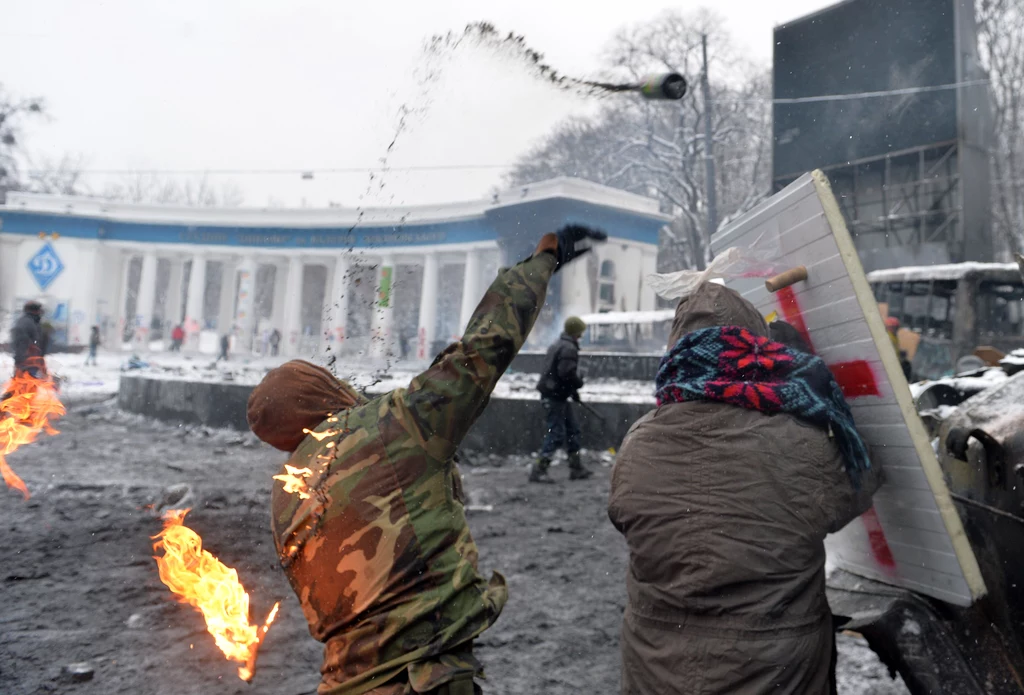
152, 509, 279, 681
302, 427, 337, 442
272, 464, 313, 499
0, 364, 65, 499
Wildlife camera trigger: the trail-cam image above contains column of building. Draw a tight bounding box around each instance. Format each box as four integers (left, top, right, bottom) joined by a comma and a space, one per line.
183, 253, 207, 351
163, 256, 185, 349
370, 255, 396, 359
282, 255, 304, 356
233, 256, 257, 354
323, 254, 351, 352
458, 248, 483, 334
217, 259, 238, 340
132, 251, 158, 352
415, 252, 439, 360
113, 251, 134, 350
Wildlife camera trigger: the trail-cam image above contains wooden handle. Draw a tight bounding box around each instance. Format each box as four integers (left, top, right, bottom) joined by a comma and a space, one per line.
765, 265, 808, 293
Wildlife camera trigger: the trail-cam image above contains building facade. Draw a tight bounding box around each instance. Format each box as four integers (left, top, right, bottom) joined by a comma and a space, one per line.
0, 177, 668, 359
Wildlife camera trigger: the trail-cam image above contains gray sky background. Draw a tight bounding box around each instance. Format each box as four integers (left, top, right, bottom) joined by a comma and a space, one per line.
1, 0, 833, 208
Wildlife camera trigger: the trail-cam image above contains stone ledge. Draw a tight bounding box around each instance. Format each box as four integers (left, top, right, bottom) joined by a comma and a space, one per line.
117, 375, 652, 455
510, 351, 662, 381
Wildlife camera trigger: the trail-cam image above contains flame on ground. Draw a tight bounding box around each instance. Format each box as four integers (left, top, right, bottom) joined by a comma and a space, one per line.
0, 365, 65, 499
152, 508, 280, 681
273, 464, 313, 499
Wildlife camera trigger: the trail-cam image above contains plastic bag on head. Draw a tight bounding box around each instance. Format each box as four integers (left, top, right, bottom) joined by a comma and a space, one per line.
646, 232, 782, 300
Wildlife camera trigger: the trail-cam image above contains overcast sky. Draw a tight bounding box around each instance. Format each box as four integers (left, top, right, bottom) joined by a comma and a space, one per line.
1, 0, 834, 208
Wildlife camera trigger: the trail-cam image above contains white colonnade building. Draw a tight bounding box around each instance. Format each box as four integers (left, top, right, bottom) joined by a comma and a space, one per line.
0, 178, 669, 360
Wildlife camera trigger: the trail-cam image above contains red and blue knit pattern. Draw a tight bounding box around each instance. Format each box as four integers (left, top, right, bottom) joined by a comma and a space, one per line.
655, 325, 871, 486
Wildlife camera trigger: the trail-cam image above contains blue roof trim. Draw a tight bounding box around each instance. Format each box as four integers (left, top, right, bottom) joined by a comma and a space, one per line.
0, 197, 663, 249
0, 212, 496, 248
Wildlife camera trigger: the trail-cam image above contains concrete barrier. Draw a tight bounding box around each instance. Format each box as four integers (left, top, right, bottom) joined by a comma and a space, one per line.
511, 351, 663, 381
118, 375, 653, 455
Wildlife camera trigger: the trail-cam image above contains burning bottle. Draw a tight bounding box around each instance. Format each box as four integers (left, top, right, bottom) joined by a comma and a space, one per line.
152, 509, 279, 681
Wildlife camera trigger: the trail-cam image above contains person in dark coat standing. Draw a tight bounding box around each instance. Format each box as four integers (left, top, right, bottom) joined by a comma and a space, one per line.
218, 333, 230, 362
9, 301, 46, 378
269, 329, 281, 357
85, 325, 100, 366
530, 316, 592, 483
608, 282, 883, 695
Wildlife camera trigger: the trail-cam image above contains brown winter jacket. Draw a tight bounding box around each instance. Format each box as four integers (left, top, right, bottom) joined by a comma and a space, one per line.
608, 283, 883, 695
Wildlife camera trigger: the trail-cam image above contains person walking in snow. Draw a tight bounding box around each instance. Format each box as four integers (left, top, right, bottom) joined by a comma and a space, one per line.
9, 301, 46, 379
85, 325, 100, 366
530, 316, 592, 483
217, 333, 230, 362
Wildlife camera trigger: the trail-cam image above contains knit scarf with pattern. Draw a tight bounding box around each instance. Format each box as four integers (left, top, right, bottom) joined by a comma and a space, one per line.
655, 325, 871, 486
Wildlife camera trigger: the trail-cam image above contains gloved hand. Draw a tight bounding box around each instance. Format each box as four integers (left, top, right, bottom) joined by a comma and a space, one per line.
571, 391, 582, 403
555, 224, 607, 269
533, 225, 607, 271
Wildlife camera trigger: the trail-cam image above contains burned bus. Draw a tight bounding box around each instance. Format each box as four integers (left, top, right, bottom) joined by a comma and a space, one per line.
867, 263, 1024, 379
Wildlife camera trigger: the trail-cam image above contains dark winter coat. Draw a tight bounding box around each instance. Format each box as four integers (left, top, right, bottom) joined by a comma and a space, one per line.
536, 333, 584, 401
608, 283, 883, 695
10, 311, 42, 368
39, 322, 54, 356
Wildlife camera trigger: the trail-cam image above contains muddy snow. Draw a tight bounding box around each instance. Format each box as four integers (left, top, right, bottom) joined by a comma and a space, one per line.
0, 398, 907, 694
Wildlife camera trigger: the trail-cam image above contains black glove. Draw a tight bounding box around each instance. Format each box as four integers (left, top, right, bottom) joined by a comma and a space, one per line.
555, 225, 607, 270
571, 391, 582, 403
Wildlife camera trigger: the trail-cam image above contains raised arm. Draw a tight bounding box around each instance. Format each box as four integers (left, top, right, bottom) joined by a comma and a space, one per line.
399, 227, 605, 458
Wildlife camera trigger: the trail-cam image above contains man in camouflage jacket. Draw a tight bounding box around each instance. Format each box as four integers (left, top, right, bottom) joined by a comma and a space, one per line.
247, 225, 605, 695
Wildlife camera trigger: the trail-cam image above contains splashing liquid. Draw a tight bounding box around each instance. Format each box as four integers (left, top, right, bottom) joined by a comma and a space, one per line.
424, 22, 686, 99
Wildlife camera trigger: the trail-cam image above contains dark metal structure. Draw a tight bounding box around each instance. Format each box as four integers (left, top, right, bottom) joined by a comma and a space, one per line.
773, 0, 993, 272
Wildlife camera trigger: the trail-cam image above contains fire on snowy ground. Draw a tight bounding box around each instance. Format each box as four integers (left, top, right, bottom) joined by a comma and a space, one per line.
0, 402, 908, 694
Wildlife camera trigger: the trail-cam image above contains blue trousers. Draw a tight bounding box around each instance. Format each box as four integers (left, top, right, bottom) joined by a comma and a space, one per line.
540, 398, 581, 457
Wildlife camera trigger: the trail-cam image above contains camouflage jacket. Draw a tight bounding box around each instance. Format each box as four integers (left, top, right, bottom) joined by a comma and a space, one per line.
271, 251, 557, 695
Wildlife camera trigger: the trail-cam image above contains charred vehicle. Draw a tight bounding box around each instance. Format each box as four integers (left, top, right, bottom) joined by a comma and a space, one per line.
828, 353, 1024, 694
868, 264, 1024, 381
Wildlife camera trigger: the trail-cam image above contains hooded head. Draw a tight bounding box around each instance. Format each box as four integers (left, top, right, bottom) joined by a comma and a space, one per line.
247, 360, 368, 452
24, 301, 43, 322
667, 281, 768, 349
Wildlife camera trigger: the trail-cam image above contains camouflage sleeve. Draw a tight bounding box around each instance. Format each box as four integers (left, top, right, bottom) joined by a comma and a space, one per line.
398, 251, 557, 457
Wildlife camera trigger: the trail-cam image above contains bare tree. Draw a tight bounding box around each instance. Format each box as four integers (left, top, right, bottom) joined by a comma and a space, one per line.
0, 84, 46, 201
977, 0, 1024, 255
27, 153, 88, 195
506, 10, 771, 271
102, 173, 245, 206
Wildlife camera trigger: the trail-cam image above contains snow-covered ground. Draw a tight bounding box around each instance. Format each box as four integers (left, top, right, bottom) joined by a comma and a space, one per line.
908, 366, 1009, 400
0, 349, 657, 404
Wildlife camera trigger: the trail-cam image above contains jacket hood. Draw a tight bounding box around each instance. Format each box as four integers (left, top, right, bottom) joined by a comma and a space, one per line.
247, 359, 368, 452
667, 281, 768, 348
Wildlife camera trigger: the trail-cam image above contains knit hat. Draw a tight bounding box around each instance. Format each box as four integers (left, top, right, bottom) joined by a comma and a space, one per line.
564, 316, 586, 337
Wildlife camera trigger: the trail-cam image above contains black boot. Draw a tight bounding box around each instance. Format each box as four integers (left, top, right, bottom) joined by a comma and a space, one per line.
568, 452, 592, 480
529, 456, 555, 483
